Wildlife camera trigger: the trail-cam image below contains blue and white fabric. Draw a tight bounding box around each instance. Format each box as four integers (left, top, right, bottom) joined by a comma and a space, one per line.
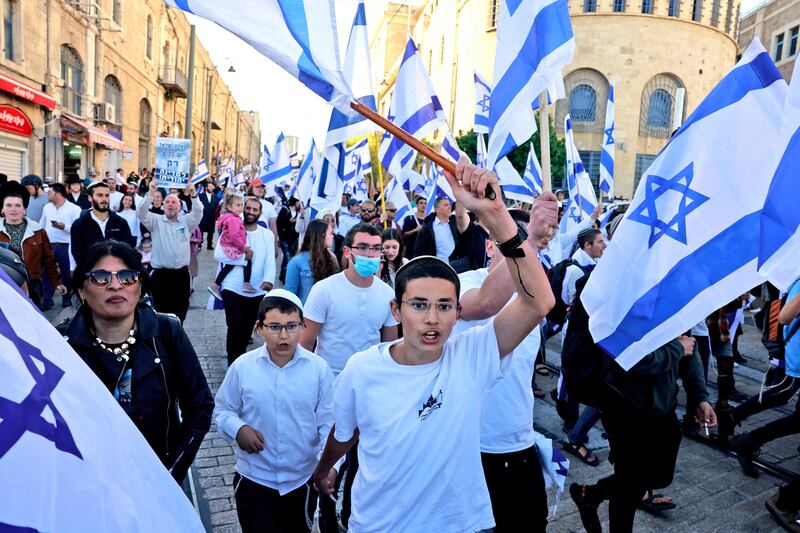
599, 81, 615, 195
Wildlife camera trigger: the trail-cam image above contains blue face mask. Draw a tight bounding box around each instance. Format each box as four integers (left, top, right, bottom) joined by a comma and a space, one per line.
353, 255, 381, 277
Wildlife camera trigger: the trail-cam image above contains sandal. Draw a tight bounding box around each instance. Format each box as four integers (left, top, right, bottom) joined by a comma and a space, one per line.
562, 440, 600, 467
639, 490, 676, 513
569, 483, 602, 533
535, 364, 551, 376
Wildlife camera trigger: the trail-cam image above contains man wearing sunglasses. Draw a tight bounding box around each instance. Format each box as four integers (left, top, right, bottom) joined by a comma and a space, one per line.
358, 200, 378, 224
301, 222, 398, 532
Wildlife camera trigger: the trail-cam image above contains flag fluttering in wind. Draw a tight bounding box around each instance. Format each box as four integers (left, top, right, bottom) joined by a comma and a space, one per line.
474, 71, 492, 135
0, 272, 204, 532
163, 0, 354, 114
191, 159, 209, 185
487, 0, 575, 168
524, 143, 544, 197
383, 178, 414, 227
562, 114, 597, 231
291, 139, 320, 206
600, 82, 615, 195
261, 132, 293, 187
581, 40, 788, 370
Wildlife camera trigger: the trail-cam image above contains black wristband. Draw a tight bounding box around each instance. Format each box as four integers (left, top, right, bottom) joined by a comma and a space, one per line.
496, 225, 528, 258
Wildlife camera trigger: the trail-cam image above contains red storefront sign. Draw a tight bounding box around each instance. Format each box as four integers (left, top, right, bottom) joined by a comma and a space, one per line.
0, 105, 32, 137
0, 72, 56, 110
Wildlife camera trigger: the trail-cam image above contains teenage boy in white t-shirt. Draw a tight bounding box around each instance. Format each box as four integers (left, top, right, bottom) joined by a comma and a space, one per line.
214, 290, 338, 533
301, 221, 399, 532
313, 157, 559, 533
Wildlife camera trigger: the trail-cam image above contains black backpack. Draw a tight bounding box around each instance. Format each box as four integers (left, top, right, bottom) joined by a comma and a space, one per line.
547, 259, 592, 326
560, 275, 615, 408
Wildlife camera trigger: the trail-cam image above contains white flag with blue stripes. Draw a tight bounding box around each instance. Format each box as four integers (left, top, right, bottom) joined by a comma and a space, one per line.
524, 142, 544, 196
423, 135, 458, 216
758, 59, 800, 290
291, 139, 319, 206
0, 272, 204, 532
474, 71, 492, 134
379, 38, 447, 177
600, 82, 615, 195
261, 132, 293, 186
191, 159, 209, 185
162, 0, 355, 114
487, 0, 574, 167
564, 114, 597, 229
383, 178, 414, 227
581, 41, 787, 370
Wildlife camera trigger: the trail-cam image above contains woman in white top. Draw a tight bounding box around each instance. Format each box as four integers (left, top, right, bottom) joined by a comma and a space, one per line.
117, 193, 141, 245
376, 228, 408, 288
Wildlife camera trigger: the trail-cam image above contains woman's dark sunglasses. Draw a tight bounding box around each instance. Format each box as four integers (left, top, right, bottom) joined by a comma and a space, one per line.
85, 269, 141, 287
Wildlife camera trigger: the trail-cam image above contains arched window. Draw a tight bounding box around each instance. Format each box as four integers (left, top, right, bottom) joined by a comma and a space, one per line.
146, 16, 153, 59
174, 122, 183, 138
569, 85, 597, 122
139, 99, 151, 140
647, 90, 672, 128
103, 75, 122, 124
60, 45, 83, 114
640, 74, 685, 138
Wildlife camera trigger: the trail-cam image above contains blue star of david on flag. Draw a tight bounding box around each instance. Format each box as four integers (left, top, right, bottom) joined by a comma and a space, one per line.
477, 93, 490, 113
604, 122, 614, 145
628, 162, 710, 248
568, 205, 581, 223
0, 307, 82, 461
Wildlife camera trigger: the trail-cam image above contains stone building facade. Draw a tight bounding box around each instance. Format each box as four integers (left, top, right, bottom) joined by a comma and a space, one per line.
371, 0, 740, 198
739, 0, 800, 82
0, 0, 258, 183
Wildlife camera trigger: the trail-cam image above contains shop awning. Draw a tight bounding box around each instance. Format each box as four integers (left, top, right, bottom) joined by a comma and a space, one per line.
0, 72, 56, 111
61, 114, 125, 151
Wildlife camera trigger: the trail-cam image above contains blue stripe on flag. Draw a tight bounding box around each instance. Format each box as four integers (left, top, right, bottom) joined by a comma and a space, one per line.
758, 127, 800, 267
329, 95, 376, 130
490, 0, 572, 130
506, 0, 525, 16
600, 149, 613, 175
382, 102, 444, 165
597, 211, 760, 357
401, 39, 418, 64
577, 194, 595, 216
264, 165, 292, 183
475, 116, 490, 128
174, 0, 193, 12
354, 0, 367, 24
276, 0, 334, 101
670, 52, 782, 147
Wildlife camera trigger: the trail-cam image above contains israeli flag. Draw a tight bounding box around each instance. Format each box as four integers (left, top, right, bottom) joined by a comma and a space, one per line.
600, 82, 615, 195
261, 132, 293, 186
383, 178, 414, 226
232, 171, 246, 187
495, 141, 543, 205
423, 135, 459, 216
162, 0, 355, 114
191, 159, 209, 185
379, 38, 447, 176
758, 59, 800, 290
524, 142, 544, 196
564, 114, 597, 226
533, 432, 569, 517
261, 144, 270, 171
476, 132, 488, 168
356, 137, 372, 174
0, 273, 204, 532
474, 71, 492, 134
581, 41, 787, 370
351, 171, 369, 202
398, 167, 426, 193
291, 139, 320, 206
486, 0, 575, 167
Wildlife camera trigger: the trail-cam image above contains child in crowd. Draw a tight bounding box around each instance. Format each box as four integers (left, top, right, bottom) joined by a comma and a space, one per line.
209, 190, 255, 299
138, 238, 152, 272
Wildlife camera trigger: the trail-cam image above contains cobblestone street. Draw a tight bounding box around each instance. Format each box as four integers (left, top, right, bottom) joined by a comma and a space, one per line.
46, 247, 796, 532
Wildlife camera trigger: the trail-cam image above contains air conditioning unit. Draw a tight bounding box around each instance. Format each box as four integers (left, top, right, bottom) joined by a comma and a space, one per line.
96, 102, 116, 124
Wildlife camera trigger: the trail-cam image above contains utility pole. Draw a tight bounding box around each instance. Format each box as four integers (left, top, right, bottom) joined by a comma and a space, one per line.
185, 25, 196, 163
204, 69, 214, 165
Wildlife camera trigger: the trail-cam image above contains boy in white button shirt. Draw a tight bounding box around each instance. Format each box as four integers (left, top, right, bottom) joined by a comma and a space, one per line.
214, 290, 338, 533
313, 158, 558, 533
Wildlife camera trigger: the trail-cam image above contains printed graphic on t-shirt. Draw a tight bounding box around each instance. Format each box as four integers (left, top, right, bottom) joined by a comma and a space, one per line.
418, 390, 443, 421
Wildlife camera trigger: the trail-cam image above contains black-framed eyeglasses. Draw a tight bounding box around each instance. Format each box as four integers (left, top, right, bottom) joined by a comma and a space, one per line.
401, 300, 458, 313
350, 245, 383, 255
261, 322, 303, 334
85, 269, 141, 287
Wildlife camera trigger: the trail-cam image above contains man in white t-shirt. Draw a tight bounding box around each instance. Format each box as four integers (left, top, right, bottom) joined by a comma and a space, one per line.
248, 178, 279, 255
337, 199, 362, 238
301, 221, 398, 532
312, 158, 558, 533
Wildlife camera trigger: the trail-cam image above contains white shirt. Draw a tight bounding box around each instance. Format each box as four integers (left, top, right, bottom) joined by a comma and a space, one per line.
304, 272, 397, 375
562, 248, 597, 306
539, 216, 594, 268
39, 200, 81, 244
259, 199, 278, 224
117, 209, 140, 240
333, 320, 506, 533
214, 344, 335, 495
137, 194, 203, 269
452, 268, 541, 453
337, 212, 360, 237
109, 190, 124, 211
432, 218, 455, 260
90, 211, 110, 235
219, 225, 276, 297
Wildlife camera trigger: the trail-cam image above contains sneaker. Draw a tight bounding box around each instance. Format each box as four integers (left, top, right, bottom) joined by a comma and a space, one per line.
733, 432, 760, 478
207, 286, 222, 300
729, 388, 748, 402
569, 483, 602, 533
765, 492, 800, 532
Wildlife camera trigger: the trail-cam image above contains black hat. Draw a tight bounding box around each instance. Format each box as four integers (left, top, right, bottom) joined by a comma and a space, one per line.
0, 181, 30, 209
20, 174, 42, 187
65, 175, 82, 185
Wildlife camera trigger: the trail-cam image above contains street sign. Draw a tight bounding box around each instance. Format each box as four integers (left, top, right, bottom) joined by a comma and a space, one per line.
155, 137, 191, 188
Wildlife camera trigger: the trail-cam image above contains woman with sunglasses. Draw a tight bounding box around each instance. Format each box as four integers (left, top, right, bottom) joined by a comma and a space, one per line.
62, 240, 214, 483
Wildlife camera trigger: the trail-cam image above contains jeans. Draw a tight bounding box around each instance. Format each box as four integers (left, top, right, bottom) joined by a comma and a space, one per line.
568, 406, 602, 447
233, 473, 317, 533
42, 242, 72, 306
150, 267, 191, 322
221, 289, 263, 366
733, 368, 800, 424
749, 394, 800, 449
481, 446, 548, 532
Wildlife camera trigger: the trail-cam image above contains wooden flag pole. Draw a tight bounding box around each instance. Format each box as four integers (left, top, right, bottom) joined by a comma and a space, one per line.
350, 100, 496, 200
373, 131, 388, 229
538, 92, 552, 193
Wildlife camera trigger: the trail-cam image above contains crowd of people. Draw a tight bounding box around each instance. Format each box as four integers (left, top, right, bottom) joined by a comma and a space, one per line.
1, 156, 799, 533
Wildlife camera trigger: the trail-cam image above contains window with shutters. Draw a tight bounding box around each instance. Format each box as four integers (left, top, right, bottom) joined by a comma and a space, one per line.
112, 0, 122, 26
634, 154, 657, 191
692, 0, 702, 21
139, 99, 152, 140
3, 0, 18, 62
488, 0, 499, 29
642, 0, 653, 14
570, 85, 597, 122
556, 69, 609, 132
669, 0, 681, 17
790, 27, 799, 57
775, 33, 785, 62
60, 45, 83, 115
613, 0, 626, 12
640, 74, 685, 138
724, 0, 734, 33
710, 0, 721, 27
584, 0, 597, 12
104, 75, 123, 125
146, 16, 153, 59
